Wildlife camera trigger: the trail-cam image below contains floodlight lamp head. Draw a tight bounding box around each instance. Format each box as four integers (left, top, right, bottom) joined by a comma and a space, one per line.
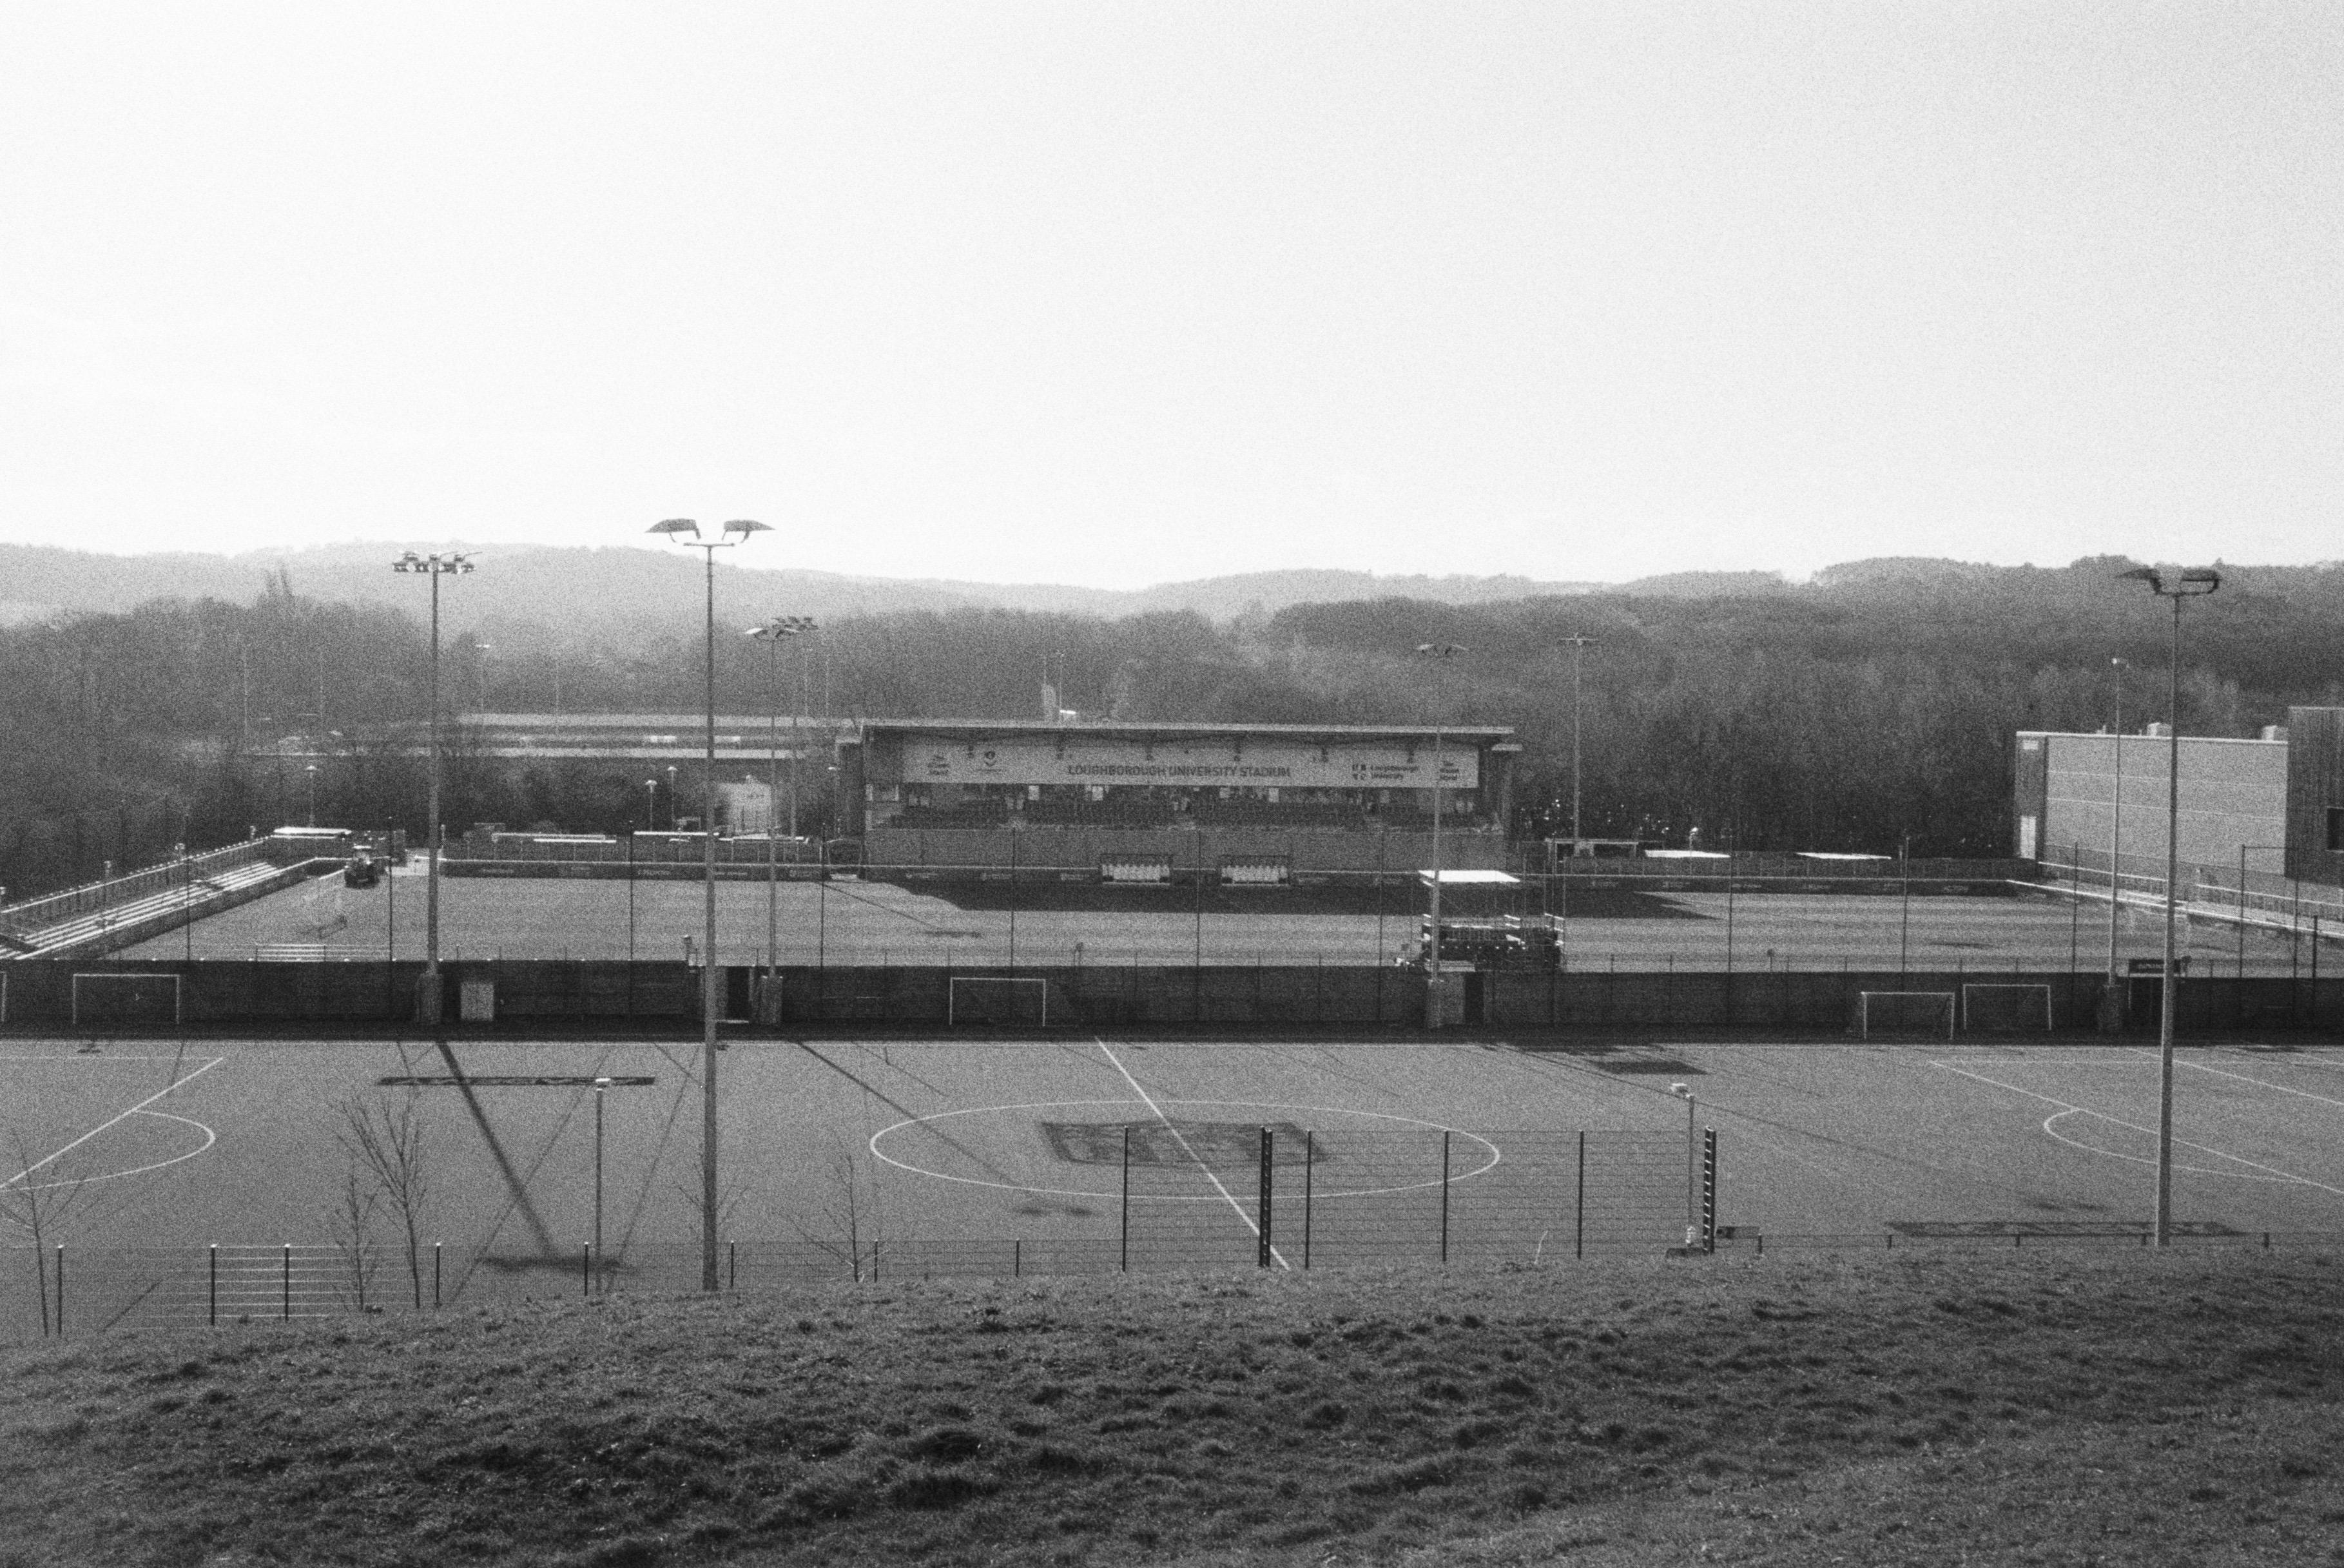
1414, 642, 1466, 657
648, 518, 701, 539
2116, 566, 2164, 592
2178, 568, 2222, 595
720, 518, 769, 539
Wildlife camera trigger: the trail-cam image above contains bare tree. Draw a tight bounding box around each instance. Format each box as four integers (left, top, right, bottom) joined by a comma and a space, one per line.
334, 1093, 433, 1309
324, 1167, 383, 1312
787, 1133, 886, 1282
1, 1130, 94, 1337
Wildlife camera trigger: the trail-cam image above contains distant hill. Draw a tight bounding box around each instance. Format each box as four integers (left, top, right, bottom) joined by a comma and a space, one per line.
0, 544, 1601, 635
8, 540, 2343, 643
1613, 569, 1794, 597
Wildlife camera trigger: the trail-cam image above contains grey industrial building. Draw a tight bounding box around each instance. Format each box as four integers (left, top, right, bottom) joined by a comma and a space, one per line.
2015, 706, 2344, 895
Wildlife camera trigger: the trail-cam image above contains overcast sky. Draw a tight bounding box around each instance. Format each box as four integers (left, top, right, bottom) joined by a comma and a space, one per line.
3, 4, 2336, 588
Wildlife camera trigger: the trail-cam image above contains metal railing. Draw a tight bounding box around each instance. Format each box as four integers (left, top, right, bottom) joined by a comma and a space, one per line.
5, 1130, 1707, 1339
0, 840, 269, 934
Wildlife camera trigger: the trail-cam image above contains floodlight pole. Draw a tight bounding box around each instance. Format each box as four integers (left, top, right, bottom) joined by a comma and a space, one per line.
392, 550, 472, 1025
1563, 636, 1596, 849
2107, 657, 2128, 989
653, 518, 767, 1292
748, 617, 817, 1001
2120, 565, 2220, 1248
1415, 643, 1465, 1026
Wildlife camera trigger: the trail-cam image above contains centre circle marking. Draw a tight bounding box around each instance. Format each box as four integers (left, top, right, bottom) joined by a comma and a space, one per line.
3, 1109, 218, 1192
869, 1098, 1501, 1201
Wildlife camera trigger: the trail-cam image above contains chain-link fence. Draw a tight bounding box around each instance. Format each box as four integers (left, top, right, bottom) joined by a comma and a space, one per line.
5, 1128, 1712, 1339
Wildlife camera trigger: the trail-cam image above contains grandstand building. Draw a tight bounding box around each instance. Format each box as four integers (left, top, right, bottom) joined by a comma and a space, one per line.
844, 719, 1520, 883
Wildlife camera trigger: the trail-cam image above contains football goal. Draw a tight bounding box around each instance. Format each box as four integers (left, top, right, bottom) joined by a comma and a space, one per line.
72, 972, 184, 1029
948, 975, 1049, 1028
1855, 990, 1955, 1040
1961, 983, 2055, 1034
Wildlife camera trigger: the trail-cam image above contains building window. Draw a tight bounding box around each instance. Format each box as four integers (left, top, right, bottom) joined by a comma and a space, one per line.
2328, 808, 2344, 853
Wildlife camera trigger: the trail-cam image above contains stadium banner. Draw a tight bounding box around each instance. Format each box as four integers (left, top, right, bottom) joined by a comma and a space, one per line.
910, 739, 1478, 789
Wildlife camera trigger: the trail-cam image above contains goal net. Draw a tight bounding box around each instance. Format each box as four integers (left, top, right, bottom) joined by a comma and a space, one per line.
1855, 991, 1954, 1040
948, 975, 1049, 1028
1961, 983, 2054, 1034
72, 973, 184, 1029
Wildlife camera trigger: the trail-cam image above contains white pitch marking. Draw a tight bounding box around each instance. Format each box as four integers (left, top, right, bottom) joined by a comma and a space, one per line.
1095, 1040, 1292, 1269
5, 1110, 218, 1191
2138, 1049, 2344, 1112
1934, 1061, 2344, 1195
867, 1098, 1498, 1201
1, 1056, 224, 1190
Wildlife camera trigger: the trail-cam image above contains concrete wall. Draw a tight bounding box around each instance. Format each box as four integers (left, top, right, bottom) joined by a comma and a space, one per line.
8, 958, 2336, 1036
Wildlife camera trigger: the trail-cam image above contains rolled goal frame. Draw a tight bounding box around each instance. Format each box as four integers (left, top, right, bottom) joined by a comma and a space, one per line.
947, 975, 1050, 1028
1960, 982, 2055, 1034
1855, 990, 1955, 1040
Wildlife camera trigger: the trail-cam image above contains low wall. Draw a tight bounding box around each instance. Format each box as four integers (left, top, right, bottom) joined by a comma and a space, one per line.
0, 960, 702, 1028
3, 959, 2337, 1036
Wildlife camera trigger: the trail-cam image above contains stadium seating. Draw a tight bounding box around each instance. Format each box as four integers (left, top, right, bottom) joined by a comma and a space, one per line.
1187, 799, 1370, 829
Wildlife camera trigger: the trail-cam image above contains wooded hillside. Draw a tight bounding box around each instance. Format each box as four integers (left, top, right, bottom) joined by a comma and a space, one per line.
5, 554, 2340, 900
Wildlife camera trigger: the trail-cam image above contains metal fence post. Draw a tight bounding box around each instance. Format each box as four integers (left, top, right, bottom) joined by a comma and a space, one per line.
583, 1243, 592, 1296
1303, 1130, 1314, 1270
1439, 1130, 1451, 1264
729, 1239, 738, 1292
1257, 1127, 1274, 1268
1702, 1129, 1718, 1252
208, 1244, 218, 1327
1120, 1125, 1131, 1273
281, 1243, 291, 1322
1013, 1240, 1021, 1279
55, 1244, 65, 1337
433, 1243, 442, 1308
1574, 1132, 1585, 1260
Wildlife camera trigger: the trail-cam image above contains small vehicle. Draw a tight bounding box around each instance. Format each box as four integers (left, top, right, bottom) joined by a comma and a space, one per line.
342, 853, 381, 889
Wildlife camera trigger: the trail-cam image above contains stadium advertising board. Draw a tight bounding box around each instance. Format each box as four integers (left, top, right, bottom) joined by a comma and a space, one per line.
911, 738, 1478, 789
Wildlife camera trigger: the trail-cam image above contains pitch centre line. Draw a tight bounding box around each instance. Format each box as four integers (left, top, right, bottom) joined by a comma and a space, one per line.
1094, 1040, 1292, 1270
2, 1055, 225, 1189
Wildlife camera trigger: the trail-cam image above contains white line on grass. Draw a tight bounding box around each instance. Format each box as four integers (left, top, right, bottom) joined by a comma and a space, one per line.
1933, 1061, 2344, 1195
2, 1056, 224, 1189
1094, 1039, 1292, 1269
2139, 1050, 2344, 1112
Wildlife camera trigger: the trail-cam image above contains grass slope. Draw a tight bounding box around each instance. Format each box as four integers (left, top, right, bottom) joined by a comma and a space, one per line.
3, 1252, 2341, 1567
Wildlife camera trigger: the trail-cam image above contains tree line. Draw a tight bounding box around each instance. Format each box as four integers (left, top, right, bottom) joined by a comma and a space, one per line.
5, 554, 2341, 900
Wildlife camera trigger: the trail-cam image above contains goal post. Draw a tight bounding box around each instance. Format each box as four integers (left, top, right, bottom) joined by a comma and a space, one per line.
947, 975, 1049, 1028
1961, 982, 2054, 1033
1855, 990, 1955, 1040
72, 972, 184, 1029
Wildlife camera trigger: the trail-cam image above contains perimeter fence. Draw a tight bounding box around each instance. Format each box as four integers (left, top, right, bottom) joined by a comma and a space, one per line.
5, 1129, 1706, 1340
10, 956, 2344, 1034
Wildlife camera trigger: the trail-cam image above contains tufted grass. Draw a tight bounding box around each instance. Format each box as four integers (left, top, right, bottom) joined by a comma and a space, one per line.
3, 1249, 2342, 1566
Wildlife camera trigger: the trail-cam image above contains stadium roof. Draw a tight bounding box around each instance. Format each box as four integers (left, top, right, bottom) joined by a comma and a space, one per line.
862, 717, 1515, 743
